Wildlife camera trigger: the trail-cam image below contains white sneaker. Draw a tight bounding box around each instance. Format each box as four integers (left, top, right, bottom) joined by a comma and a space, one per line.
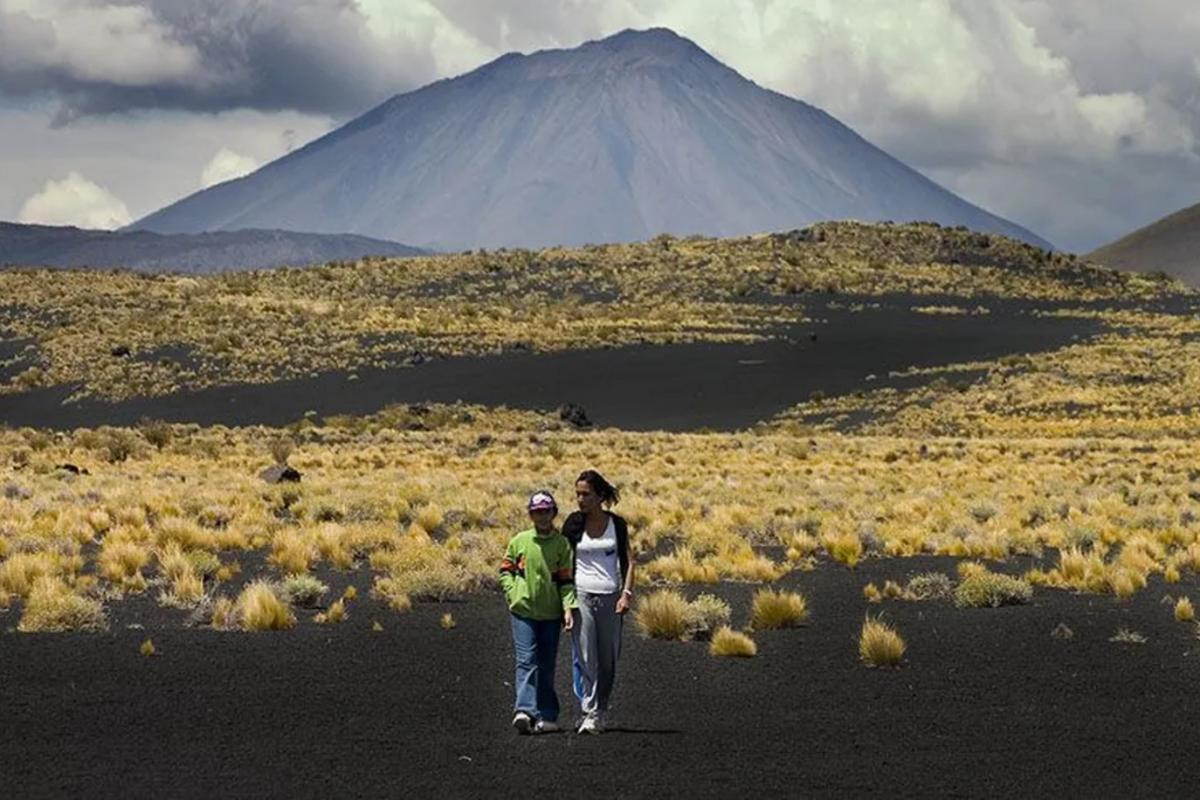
512, 711, 533, 735
534, 719, 560, 734
577, 713, 601, 735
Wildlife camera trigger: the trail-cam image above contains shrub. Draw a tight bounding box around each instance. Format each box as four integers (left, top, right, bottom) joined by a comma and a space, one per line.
954, 570, 1033, 608
905, 571, 953, 600
859, 616, 905, 667
684, 593, 731, 639
709, 626, 757, 657
235, 581, 295, 631
18, 577, 107, 632
278, 573, 328, 607
750, 588, 808, 630
634, 589, 692, 640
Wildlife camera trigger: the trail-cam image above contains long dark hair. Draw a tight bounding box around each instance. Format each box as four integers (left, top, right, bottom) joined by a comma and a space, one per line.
577, 469, 620, 507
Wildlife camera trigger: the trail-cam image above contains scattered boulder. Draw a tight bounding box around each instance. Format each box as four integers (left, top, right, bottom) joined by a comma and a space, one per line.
260, 464, 302, 484
404, 350, 431, 366
56, 463, 90, 475
110, 345, 131, 358
559, 403, 593, 429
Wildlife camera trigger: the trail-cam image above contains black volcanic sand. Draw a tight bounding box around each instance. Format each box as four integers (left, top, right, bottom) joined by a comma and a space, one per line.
0, 299, 1102, 431
3, 556, 1199, 798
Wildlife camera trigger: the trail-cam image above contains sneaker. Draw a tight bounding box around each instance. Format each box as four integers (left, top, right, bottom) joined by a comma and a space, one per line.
577, 713, 600, 735
534, 719, 560, 734
512, 711, 533, 735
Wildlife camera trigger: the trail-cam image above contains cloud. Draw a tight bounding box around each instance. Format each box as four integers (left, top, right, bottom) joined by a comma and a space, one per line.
200, 147, 260, 188
18, 170, 132, 229
0, 0, 438, 120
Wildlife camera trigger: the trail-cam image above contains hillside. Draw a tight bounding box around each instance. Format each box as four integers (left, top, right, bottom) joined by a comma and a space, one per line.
1088, 200, 1200, 284
0, 222, 426, 273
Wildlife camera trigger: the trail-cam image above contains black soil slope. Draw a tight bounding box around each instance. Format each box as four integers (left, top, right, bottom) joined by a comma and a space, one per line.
2, 558, 1198, 798
0, 301, 1101, 431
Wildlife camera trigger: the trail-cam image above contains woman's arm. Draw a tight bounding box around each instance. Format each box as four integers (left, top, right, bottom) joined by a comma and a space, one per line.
615, 532, 635, 615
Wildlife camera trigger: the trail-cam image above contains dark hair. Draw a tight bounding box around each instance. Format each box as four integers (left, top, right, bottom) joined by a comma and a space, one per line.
576, 469, 620, 506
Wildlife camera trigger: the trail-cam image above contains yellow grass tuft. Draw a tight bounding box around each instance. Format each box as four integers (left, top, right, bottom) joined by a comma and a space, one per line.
823, 531, 863, 567
315, 598, 346, 625
863, 583, 882, 603
440, 612, 456, 630
634, 589, 692, 640
98, 541, 150, 587
859, 615, 906, 667
18, 577, 107, 632
342, 585, 358, 601
140, 638, 156, 657
235, 581, 295, 631
372, 576, 413, 612
750, 588, 808, 630
709, 626, 757, 657
211, 596, 238, 630
270, 531, 314, 575
371, 620, 384, 632
882, 580, 904, 599
1175, 596, 1195, 622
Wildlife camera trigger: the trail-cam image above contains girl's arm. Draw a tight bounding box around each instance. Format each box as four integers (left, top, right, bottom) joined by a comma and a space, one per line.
615, 532, 635, 614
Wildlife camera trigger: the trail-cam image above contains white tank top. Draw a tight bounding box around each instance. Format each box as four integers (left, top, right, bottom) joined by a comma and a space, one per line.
575, 517, 621, 594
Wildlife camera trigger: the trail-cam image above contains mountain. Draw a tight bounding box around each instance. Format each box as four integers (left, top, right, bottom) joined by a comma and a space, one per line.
133, 27, 1050, 252
1088, 201, 1200, 284
0, 222, 426, 273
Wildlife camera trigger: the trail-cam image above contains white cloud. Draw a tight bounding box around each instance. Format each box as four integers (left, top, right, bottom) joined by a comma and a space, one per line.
200, 147, 260, 188
18, 170, 132, 229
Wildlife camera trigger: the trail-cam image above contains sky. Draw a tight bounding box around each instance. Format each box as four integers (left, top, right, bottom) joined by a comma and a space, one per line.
1, 0, 1197, 252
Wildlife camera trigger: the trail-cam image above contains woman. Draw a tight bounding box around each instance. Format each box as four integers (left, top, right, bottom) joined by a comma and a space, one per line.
562, 469, 634, 734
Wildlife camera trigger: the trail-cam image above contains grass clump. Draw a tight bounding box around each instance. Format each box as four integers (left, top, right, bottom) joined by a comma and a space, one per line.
859, 615, 905, 667
440, 612, 456, 630
234, 581, 295, 631
634, 589, 693, 640
140, 638, 156, 657
18, 577, 107, 632
1175, 596, 1195, 622
954, 569, 1033, 608
904, 571, 953, 600
685, 593, 732, 639
277, 573, 328, 607
371, 575, 413, 612
749, 588, 808, 630
709, 626, 757, 657
314, 598, 346, 625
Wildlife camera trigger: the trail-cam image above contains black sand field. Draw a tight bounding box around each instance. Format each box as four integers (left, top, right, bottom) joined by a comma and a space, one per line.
2, 556, 1198, 798
0, 299, 1101, 431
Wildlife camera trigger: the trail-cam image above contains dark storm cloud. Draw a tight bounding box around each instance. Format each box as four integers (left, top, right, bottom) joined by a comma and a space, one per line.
0, 0, 436, 121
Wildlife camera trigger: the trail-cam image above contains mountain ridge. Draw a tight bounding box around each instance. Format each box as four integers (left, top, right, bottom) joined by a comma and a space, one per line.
0, 221, 426, 273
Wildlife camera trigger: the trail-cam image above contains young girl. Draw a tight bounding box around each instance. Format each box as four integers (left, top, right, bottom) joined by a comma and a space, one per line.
499, 490, 575, 734
562, 470, 634, 734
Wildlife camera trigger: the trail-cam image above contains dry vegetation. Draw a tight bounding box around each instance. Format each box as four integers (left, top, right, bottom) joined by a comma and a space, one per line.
1, 393, 1200, 633
0, 221, 1185, 402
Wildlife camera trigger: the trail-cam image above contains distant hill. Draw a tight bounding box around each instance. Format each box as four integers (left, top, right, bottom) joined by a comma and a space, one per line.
133, 27, 1050, 252
1088, 201, 1200, 284
0, 222, 426, 273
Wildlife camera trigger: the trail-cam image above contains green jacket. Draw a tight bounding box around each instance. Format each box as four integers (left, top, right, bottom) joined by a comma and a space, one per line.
499, 528, 576, 620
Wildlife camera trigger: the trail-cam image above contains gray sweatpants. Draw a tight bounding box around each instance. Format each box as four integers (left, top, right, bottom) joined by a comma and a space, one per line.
573, 591, 623, 714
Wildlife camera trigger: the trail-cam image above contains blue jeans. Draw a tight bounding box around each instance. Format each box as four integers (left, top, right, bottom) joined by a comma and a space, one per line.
510, 613, 561, 722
